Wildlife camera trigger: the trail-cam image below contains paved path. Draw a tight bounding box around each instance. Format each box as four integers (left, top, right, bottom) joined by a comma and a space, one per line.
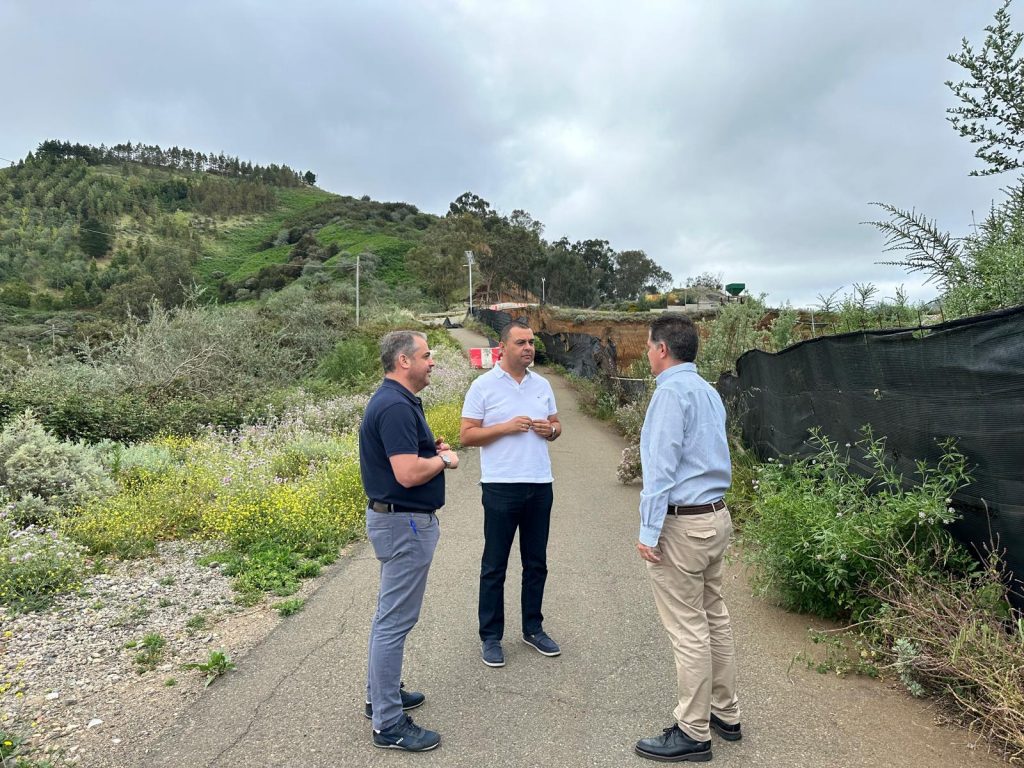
132, 328, 1000, 768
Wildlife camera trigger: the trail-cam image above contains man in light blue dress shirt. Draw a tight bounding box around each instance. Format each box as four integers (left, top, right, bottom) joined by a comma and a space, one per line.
634, 314, 742, 763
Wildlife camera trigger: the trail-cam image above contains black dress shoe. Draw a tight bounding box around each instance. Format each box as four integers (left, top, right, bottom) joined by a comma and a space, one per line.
710, 713, 742, 741
635, 724, 712, 762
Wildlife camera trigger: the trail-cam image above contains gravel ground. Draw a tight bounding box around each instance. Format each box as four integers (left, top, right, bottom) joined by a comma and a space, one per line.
0, 541, 329, 767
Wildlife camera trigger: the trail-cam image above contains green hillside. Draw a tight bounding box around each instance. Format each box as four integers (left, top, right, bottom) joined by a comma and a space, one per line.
0, 141, 433, 349
1, 140, 678, 357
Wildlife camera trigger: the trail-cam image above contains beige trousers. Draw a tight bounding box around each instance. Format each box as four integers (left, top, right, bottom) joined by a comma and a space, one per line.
646, 506, 740, 742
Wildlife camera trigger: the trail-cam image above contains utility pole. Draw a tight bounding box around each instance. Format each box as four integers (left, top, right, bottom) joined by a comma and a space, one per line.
464, 250, 474, 314
355, 252, 360, 326
541, 276, 546, 305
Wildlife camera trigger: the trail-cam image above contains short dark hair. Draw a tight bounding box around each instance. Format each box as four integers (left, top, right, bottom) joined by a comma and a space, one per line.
649, 314, 699, 363
500, 318, 532, 343
380, 330, 426, 372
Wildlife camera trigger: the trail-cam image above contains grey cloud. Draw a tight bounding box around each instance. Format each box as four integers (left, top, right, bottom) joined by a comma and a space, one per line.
1, 0, 1012, 306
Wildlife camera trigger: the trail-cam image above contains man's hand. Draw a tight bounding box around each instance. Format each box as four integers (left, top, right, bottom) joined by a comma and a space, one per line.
636, 542, 661, 563
435, 437, 451, 453
440, 450, 459, 469
529, 418, 557, 439
505, 415, 534, 435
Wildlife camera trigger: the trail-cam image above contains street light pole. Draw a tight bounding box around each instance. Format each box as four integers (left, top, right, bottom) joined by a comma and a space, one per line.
541, 276, 546, 305
355, 252, 360, 326
464, 250, 474, 314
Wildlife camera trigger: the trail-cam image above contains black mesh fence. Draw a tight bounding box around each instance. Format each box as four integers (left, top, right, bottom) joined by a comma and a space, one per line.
726, 305, 1024, 593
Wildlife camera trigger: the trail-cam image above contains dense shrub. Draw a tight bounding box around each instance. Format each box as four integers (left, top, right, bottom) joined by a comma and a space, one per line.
868, 553, 1024, 760
274, 391, 369, 435
420, 346, 478, 408
65, 429, 366, 563
317, 336, 381, 390
0, 410, 113, 526
743, 427, 971, 620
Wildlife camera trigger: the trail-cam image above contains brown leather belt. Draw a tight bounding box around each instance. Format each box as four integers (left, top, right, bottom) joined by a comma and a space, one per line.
666, 499, 727, 516
369, 501, 434, 514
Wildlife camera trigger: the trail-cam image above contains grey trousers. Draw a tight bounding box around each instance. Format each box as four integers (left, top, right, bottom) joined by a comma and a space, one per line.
365, 509, 440, 731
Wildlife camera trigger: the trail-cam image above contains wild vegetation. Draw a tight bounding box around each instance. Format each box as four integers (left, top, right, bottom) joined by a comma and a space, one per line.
2, 5, 1023, 765
868, 0, 1024, 320
596, 5, 1024, 761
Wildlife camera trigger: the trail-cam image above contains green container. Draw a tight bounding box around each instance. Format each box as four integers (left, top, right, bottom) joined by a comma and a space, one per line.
725, 283, 745, 296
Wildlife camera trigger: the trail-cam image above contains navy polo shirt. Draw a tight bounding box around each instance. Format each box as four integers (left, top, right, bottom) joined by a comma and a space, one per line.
359, 378, 445, 511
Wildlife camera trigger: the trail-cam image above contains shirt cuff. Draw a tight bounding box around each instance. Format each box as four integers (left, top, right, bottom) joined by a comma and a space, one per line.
639, 525, 662, 548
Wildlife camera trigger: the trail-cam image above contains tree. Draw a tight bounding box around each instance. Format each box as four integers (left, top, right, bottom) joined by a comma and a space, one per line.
614, 250, 672, 300
405, 214, 490, 308
79, 218, 112, 258
685, 271, 724, 291
303, 170, 317, 186
541, 238, 599, 308
947, 0, 1024, 176
448, 191, 498, 222
477, 212, 546, 300
572, 239, 616, 304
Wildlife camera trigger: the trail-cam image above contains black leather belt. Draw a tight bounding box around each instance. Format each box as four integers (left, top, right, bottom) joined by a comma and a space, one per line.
666, 499, 727, 516
369, 501, 434, 514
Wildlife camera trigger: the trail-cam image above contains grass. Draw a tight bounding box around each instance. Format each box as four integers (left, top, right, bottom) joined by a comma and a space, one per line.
317, 225, 414, 258
196, 187, 334, 282
274, 597, 305, 617
317, 225, 416, 285
133, 632, 167, 672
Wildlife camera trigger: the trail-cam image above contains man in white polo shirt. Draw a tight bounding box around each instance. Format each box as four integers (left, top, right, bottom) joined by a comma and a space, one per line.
460, 319, 562, 668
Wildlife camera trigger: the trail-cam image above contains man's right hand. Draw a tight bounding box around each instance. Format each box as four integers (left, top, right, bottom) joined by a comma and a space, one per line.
637, 542, 662, 563
505, 415, 534, 435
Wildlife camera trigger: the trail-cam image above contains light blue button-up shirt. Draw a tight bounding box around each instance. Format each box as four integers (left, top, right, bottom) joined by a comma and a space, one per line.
638, 362, 732, 547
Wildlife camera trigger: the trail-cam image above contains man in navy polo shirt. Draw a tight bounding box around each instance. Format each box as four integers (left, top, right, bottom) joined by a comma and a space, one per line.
360, 330, 459, 753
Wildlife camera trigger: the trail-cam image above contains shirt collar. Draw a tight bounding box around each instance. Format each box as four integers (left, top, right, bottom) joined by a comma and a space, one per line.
494, 363, 532, 381
655, 361, 698, 386
381, 376, 422, 405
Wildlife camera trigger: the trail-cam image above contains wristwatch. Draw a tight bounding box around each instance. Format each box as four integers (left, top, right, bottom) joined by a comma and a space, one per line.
547, 424, 559, 441
440, 453, 452, 468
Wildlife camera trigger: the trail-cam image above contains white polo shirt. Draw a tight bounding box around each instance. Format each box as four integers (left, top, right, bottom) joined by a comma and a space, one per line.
462, 365, 558, 484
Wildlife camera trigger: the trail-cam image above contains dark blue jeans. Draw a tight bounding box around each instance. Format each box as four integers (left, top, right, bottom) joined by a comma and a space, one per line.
478, 482, 553, 642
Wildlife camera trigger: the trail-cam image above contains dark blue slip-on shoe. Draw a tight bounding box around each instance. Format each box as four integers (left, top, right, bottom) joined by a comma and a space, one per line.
481, 639, 505, 667
522, 631, 561, 657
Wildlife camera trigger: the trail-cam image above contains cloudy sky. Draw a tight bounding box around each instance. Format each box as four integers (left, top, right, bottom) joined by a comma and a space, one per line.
2, 1, 1013, 307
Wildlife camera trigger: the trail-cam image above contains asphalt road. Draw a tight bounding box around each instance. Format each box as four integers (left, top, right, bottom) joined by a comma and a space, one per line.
132, 328, 1001, 768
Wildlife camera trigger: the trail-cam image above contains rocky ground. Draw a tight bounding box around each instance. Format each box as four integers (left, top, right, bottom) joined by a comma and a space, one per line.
0, 542, 333, 767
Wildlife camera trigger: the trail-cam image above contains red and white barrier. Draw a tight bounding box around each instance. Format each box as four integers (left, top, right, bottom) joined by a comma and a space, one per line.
468, 347, 502, 369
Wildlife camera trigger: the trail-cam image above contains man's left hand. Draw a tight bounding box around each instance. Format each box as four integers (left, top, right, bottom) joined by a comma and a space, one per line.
530, 419, 556, 439
636, 542, 661, 563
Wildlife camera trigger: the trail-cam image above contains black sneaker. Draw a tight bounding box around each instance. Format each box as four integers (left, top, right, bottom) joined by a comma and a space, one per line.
522, 631, 561, 657
372, 714, 440, 752
481, 639, 505, 667
635, 723, 712, 762
710, 712, 742, 741
364, 682, 426, 719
